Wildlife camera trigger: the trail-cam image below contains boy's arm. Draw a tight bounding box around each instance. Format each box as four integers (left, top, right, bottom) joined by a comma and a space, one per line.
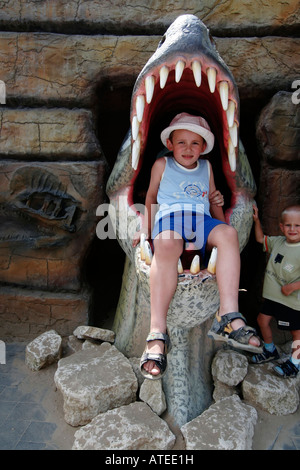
281, 280, 300, 296
252, 205, 264, 244
132, 158, 165, 246
208, 163, 225, 222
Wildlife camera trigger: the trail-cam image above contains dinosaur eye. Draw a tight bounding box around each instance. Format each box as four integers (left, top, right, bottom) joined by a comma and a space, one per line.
209, 32, 216, 48
158, 35, 166, 47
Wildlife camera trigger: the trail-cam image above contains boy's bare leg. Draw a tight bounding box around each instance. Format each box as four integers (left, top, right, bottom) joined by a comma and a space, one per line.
206, 223, 260, 347
143, 231, 183, 376
257, 313, 273, 344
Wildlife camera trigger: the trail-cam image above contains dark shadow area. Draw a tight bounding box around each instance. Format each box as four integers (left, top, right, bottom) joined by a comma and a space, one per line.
83, 81, 132, 327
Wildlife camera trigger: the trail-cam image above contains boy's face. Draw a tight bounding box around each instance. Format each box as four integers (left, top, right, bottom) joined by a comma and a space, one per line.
166, 129, 206, 169
280, 211, 300, 243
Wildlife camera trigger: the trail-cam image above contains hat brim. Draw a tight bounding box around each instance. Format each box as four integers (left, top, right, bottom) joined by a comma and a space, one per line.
160, 123, 214, 155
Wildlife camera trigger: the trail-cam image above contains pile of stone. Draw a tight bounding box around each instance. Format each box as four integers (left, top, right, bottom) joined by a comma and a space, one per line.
25, 328, 300, 450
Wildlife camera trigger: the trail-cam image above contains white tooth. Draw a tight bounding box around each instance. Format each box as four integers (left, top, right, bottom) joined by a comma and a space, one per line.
178, 258, 184, 274
136, 95, 145, 122
132, 134, 141, 170
175, 60, 185, 83
190, 255, 200, 274
207, 247, 217, 274
226, 100, 235, 128
207, 67, 216, 93
228, 138, 236, 172
160, 66, 169, 89
145, 240, 153, 265
145, 75, 155, 104
192, 61, 201, 87
132, 115, 139, 141
140, 233, 146, 261
219, 81, 228, 111
229, 122, 238, 147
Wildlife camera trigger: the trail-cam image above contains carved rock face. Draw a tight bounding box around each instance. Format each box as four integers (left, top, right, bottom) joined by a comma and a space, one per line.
107, 15, 256, 329
0, 161, 103, 291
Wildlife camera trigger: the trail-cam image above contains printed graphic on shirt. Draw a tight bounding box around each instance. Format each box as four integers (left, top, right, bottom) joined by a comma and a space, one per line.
283, 263, 295, 273
173, 181, 208, 200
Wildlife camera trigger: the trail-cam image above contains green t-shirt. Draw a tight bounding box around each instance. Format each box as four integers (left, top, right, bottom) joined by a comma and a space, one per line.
262, 235, 300, 310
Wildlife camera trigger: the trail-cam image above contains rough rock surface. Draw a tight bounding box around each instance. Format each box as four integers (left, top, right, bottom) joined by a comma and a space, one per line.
73, 325, 115, 343
1, 0, 298, 34
72, 401, 175, 450
54, 342, 138, 426
181, 395, 257, 450
25, 329, 62, 371
24, 328, 300, 450
242, 362, 300, 415
256, 91, 300, 235
139, 379, 167, 416
212, 349, 249, 386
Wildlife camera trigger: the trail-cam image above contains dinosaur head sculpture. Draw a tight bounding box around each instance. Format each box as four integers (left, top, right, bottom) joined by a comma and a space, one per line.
107, 15, 256, 328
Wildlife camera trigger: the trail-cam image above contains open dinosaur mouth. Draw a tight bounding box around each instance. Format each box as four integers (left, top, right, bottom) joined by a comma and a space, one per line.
130, 55, 239, 179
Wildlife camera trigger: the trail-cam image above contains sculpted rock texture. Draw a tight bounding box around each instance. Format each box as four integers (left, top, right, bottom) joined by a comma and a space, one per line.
256, 91, 300, 235
0, 34, 298, 105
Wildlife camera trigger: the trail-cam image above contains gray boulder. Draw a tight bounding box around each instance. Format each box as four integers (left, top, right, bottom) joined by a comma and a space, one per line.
25, 330, 62, 371
54, 342, 138, 426
181, 395, 257, 450
72, 402, 175, 450
242, 362, 300, 415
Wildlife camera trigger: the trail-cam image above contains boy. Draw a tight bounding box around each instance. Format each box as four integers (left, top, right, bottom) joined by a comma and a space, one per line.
134, 113, 262, 379
252, 205, 300, 378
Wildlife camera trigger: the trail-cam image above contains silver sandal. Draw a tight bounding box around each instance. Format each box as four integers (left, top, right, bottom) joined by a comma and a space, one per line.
140, 332, 171, 380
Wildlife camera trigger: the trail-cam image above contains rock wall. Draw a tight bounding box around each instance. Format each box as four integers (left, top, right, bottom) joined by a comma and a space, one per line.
0, 1, 299, 340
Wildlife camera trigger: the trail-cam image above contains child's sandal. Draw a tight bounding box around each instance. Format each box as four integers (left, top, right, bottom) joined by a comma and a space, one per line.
208, 311, 263, 353
140, 332, 171, 380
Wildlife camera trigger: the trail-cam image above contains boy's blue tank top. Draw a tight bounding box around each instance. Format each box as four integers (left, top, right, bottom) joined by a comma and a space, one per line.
155, 157, 211, 221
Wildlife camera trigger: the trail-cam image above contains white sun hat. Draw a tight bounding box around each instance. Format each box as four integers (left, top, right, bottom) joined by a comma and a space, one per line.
160, 112, 215, 155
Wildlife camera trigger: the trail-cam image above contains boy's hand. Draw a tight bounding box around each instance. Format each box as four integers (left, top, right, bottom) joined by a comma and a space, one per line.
281, 283, 299, 296
132, 231, 141, 247
209, 190, 224, 207
253, 204, 259, 221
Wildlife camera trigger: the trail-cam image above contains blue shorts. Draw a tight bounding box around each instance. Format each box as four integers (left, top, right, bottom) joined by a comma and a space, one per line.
152, 210, 226, 258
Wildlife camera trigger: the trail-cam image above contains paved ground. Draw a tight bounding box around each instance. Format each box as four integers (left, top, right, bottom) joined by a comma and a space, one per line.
1, 342, 300, 450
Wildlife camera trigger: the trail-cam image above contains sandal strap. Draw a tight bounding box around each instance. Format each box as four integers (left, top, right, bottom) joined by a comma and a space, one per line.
146, 332, 169, 344
215, 312, 246, 334
140, 351, 167, 375
146, 332, 171, 353
229, 325, 258, 345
